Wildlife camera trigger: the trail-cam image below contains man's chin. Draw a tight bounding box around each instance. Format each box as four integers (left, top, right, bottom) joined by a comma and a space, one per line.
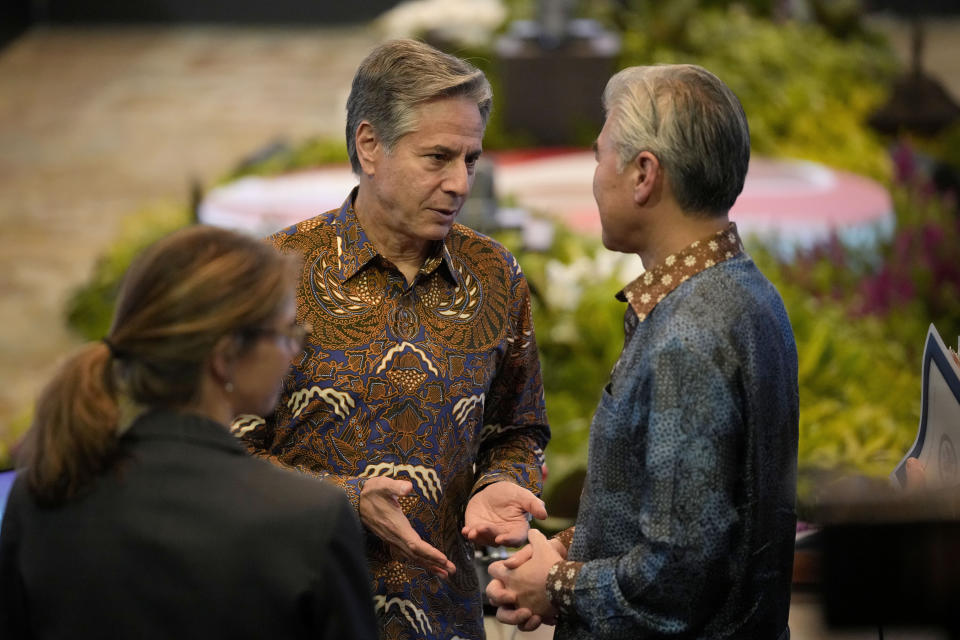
600, 231, 619, 251
423, 219, 457, 240
601, 234, 632, 255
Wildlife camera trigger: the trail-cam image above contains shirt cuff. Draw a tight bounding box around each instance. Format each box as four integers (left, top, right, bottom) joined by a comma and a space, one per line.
546, 560, 584, 617
551, 526, 575, 551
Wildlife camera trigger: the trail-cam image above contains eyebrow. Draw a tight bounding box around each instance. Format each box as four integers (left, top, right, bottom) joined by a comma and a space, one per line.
425, 145, 483, 161
428, 145, 456, 156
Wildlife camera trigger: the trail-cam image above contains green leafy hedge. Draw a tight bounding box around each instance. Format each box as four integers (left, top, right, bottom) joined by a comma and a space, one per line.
615, 5, 898, 181
223, 137, 350, 183
750, 244, 921, 507
780, 187, 960, 363
66, 203, 192, 341
498, 1, 898, 179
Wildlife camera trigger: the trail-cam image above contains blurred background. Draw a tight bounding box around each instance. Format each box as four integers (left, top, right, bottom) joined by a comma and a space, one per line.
1, 1, 959, 637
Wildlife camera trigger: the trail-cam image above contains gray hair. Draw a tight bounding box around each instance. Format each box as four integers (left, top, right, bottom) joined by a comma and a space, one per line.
602, 64, 750, 216
346, 39, 493, 174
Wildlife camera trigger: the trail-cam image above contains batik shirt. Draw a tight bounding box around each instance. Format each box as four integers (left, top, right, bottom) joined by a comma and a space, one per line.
548, 224, 799, 639
233, 191, 549, 640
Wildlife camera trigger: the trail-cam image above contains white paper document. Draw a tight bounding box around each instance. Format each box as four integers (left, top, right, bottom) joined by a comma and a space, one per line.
891, 324, 960, 489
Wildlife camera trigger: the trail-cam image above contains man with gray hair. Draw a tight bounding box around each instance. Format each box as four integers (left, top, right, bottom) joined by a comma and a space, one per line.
235, 39, 550, 639
487, 63, 799, 639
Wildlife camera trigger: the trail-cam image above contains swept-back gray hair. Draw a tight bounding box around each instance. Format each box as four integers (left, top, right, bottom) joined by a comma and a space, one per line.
346, 39, 493, 174
602, 64, 750, 216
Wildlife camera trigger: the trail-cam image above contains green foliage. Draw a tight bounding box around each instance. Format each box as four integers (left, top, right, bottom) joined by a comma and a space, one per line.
614, 5, 899, 181
780, 187, 960, 363
762, 184, 960, 508
0, 407, 32, 469
749, 244, 921, 505
222, 137, 350, 182
65, 203, 191, 341
493, 225, 633, 499
922, 121, 960, 177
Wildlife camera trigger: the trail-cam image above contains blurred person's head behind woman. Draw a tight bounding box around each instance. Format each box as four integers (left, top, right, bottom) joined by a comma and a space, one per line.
17, 225, 302, 505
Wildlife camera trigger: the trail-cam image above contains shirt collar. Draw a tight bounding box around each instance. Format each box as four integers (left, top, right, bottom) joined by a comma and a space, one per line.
429, 241, 459, 286
617, 222, 744, 323
332, 188, 379, 281
333, 187, 459, 286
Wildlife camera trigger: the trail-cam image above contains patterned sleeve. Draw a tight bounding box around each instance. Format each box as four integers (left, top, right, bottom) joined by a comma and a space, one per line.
547, 560, 584, 615
229, 227, 369, 513
552, 526, 576, 550
558, 342, 743, 634
545, 527, 580, 614
472, 268, 550, 497
231, 413, 276, 456
232, 413, 367, 511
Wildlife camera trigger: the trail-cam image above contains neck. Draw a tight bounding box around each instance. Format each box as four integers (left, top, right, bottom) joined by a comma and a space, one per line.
638, 207, 729, 269
354, 185, 432, 283
179, 376, 232, 429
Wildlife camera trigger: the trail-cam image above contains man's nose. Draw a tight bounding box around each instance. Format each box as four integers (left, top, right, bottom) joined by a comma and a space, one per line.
442, 161, 471, 197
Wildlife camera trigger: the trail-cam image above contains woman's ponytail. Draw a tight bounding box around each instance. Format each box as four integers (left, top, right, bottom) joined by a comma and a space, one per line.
18, 341, 120, 504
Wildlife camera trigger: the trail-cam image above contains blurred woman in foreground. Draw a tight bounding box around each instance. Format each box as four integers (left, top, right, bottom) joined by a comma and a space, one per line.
0, 225, 376, 639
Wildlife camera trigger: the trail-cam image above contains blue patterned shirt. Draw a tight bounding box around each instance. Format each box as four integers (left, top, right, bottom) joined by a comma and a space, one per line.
549, 224, 798, 639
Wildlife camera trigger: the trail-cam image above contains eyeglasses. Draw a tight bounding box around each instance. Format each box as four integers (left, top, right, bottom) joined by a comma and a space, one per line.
241, 323, 312, 350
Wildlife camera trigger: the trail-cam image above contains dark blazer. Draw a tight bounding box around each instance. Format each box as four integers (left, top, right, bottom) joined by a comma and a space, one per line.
0, 409, 378, 639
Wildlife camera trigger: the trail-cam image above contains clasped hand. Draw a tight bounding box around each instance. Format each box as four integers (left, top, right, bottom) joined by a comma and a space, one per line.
486, 529, 565, 631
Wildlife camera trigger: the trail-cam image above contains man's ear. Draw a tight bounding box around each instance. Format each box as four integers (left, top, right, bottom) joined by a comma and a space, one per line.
355, 121, 381, 177
633, 151, 661, 206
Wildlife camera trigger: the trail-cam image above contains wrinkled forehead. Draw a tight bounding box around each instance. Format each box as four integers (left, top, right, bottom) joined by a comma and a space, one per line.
404, 96, 486, 146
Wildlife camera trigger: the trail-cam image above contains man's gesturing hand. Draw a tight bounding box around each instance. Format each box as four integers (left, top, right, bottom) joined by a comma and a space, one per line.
462, 481, 548, 547
359, 475, 456, 579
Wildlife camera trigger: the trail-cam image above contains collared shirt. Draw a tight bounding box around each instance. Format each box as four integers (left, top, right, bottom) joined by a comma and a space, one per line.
618, 222, 745, 326
234, 191, 549, 640
547, 223, 798, 639
607, 223, 745, 383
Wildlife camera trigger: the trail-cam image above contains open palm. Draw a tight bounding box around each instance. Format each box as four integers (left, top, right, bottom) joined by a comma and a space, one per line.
462, 481, 547, 546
